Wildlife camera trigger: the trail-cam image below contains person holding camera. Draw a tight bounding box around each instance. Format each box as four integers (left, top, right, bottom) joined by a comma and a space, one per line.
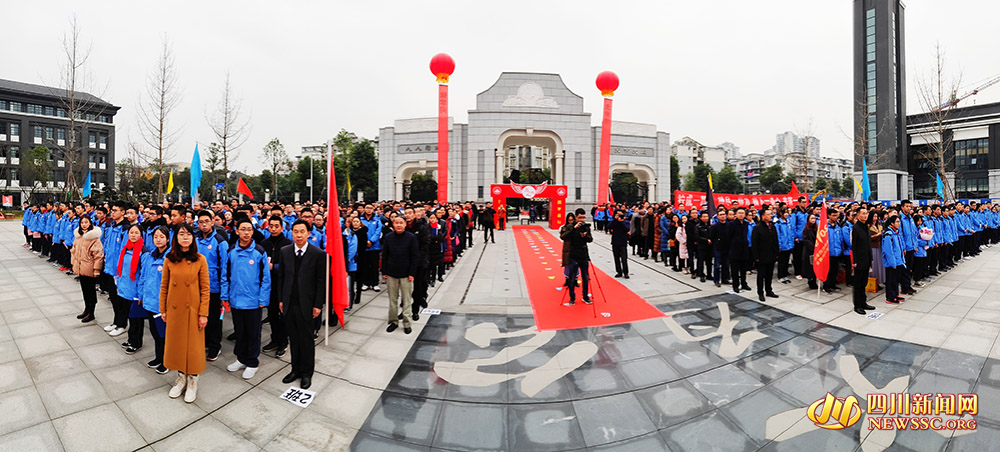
609, 210, 630, 278
563, 208, 594, 306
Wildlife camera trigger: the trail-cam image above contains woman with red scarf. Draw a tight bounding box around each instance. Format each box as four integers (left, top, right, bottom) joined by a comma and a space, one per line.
115, 224, 145, 353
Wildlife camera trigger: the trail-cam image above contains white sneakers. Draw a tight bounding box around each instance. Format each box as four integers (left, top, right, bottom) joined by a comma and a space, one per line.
169, 372, 186, 398
372, 285, 381, 292
109, 327, 126, 337
226, 360, 245, 372
242, 367, 258, 380
103, 324, 115, 332
184, 375, 198, 403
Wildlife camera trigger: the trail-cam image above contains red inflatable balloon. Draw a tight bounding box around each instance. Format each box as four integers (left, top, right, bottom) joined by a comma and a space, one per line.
430, 53, 455, 83
596, 71, 619, 96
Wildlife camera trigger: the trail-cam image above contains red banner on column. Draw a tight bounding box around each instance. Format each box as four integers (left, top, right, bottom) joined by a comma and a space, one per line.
596, 97, 613, 205
437, 84, 449, 204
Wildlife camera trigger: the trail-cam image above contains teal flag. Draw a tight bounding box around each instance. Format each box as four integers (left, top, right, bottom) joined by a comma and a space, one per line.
861, 159, 871, 201
190, 144, 202, 206
936, 173, 945, 200
82, 170, 91, 198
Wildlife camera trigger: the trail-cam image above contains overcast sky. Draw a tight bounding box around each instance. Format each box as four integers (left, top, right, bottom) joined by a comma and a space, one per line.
6, 1, 999, 172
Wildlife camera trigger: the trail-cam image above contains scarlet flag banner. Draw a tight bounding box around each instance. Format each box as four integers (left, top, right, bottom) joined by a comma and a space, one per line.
789, 181, 800, 196
608, 184, 615, 205
813, 202, 830, 282
326, 148, 349, 328
237, 177, 254, 199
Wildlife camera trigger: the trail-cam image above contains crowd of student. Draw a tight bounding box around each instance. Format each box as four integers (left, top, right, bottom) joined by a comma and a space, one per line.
589, 197, 1000, 314
19, 198, 499, 402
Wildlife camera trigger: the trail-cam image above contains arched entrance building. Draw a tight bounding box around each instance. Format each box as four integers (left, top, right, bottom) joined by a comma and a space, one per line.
378, 72, 671, 208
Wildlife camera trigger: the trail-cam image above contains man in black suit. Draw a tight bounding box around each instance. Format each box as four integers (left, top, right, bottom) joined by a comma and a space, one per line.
728, 207, 752, 293
262, 215, 293, 357
275, 219, 325, 389
851, 207, 875, 315
751, 209, 780, 302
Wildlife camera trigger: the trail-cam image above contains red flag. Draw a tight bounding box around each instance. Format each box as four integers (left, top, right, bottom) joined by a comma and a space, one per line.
608, 184, 615, 205
789, 181, 800, 196
326, 152, 349, 327
813, 202, 830, 282
237, 178, 254, 199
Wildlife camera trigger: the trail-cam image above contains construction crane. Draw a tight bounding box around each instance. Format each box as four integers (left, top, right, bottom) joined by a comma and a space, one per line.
934, 73, 1000, 111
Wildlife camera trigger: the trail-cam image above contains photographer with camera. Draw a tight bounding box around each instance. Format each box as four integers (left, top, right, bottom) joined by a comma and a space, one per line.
563, 208, 594, 306
609, 210, 630, 278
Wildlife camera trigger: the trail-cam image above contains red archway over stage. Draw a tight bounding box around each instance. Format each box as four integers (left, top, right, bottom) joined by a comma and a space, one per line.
490, 182, 568, 229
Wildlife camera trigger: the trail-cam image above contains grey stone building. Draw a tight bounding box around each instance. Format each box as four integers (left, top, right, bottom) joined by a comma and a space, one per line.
377, 72, 671, 207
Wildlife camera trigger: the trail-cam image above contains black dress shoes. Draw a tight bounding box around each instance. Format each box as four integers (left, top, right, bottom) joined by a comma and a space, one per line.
282, 372, 298, 384
854, 307, 867, 315
863, 304, 876, 310
301, 377, 312, 389
758, 294, 766, 302
766, 293, 779, 298
76, 312, 87, 319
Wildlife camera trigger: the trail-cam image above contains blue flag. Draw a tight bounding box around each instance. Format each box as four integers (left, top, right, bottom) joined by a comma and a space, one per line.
861, 159, 871, 201
82, 170, 92, 198
190, 144, 202, 206
936, 173, 945, 200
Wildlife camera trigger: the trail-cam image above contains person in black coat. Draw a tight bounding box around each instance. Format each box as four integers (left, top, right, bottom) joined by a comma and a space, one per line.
709, 210, 730, 287
274, 220, 326, 389
728, 208, 752, 293
695, 212, 712, 282
564, 209, 594, 305
751, 210, 780, 301
405, 208, 432, 320
382, 216, 418, 334
851, 208, 875, 315
608, 211, 630, 278
685, 209, 699, 274
480, 203, 496, 244
262, 215, 293, 356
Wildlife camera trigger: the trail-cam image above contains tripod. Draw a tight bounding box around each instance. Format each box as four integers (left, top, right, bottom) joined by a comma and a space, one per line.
559, 261, 609, 318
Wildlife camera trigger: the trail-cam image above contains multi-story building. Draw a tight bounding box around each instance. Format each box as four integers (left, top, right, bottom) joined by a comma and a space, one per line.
853, 0, 907, 200
0, 79, 119, 204
717, 141, 741, 161
907, 101, 1000, 200
733, 151, 852, 194
671, 137, 725, 175
772, 131, 821, 158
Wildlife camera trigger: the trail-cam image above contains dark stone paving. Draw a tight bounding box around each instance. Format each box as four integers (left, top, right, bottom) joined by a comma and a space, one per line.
351, 294, 999, 451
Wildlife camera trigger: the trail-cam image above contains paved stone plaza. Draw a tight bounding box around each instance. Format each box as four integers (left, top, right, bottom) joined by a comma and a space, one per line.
2, 220, 1000, 451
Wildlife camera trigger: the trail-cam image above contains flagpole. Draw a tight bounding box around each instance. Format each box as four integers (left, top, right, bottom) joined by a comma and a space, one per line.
325, 140, 332, 347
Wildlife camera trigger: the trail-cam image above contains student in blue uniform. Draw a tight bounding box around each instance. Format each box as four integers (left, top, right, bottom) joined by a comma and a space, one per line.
223, 217, 271, 380
137, 226, 171, 374
195, 210, 230, 362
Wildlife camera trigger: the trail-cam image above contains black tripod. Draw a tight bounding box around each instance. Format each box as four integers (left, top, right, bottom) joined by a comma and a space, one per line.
559, 261, 609, 318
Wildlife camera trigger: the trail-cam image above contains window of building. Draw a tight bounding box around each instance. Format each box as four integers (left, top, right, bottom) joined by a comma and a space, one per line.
0, 100, 6, 110
89, 134, 96, 148
10, 102, 22, 112
33, 126, 43, 138
44, 106, 54, 116
85, 113, 95, 121
99, 135, 107, 146
10, 124, 18, 137
575, 187, 582, 201
955, 138, 988, 171
56, 129, 65, 141
26, 104, 41, 115
9, 169, 17, 181
56, 108, 66, 118
956, 177, 988, 198
44, 127, 53, 141
10, 146, 19, 158
99, 154, 106, 164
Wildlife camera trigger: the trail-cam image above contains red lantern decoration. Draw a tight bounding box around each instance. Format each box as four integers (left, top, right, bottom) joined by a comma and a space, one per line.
430, 53, 455, 84
595, 71, 619, 97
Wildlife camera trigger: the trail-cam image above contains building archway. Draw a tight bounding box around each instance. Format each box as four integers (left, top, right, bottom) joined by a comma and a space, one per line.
610, 162, 657, 203
394, 160, 439, 201
494, 129, 565, 186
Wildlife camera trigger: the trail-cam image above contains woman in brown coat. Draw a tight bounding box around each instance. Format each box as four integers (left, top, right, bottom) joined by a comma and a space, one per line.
159, 223, 210, 403
71, 216, 103, 323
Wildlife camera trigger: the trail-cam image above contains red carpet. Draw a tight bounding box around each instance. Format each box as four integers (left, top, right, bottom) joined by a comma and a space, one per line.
513, 225, 667, 331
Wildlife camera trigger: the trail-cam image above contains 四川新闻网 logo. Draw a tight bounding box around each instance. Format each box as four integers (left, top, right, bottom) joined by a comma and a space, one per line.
807, 393, 863, 429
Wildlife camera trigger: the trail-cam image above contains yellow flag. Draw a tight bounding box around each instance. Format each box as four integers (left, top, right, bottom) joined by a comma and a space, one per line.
853, 178, 863, 194
707, 173, 714, 190
167, 170, 174, 193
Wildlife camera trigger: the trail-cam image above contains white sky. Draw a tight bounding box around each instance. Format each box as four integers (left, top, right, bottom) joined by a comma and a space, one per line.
6, 1, 999, 172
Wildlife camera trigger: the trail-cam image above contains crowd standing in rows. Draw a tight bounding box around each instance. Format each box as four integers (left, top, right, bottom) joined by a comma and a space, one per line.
19, 198, 498, 402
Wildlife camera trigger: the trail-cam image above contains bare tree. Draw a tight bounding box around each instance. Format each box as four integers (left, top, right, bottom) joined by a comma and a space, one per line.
844, 89, 894, 200
790, 118, 817, 190
261, 138, 288, 196
207, 73, 250, 198
912, 42, 963, 201
138, 38, 182, 203
205, 142, 223, 200
53, 16, 110, 199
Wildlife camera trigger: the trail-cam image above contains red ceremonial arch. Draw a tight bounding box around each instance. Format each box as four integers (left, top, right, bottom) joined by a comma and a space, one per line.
490, 183, 568, 229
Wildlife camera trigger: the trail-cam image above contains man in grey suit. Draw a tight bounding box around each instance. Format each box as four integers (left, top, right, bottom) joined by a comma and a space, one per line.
275, 219, 325, 389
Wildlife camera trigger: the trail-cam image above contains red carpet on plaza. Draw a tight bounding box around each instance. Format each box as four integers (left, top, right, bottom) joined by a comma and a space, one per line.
513, 225, 667, 331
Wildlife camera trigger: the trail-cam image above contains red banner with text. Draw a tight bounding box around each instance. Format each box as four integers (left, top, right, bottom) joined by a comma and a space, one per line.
673, 190, 804, 212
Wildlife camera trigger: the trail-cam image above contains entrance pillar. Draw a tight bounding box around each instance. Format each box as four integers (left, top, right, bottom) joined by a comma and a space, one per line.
495, 149, 505, 183
554, 151, 564, 185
